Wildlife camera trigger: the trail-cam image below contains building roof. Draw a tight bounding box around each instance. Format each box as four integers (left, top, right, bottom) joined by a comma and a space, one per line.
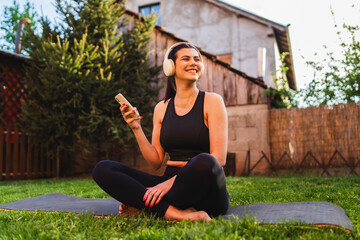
204, 0, 297, 90
0, 49, 30, 63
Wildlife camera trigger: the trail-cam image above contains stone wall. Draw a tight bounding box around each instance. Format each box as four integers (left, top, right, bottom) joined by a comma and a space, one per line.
227, 104, 271, 175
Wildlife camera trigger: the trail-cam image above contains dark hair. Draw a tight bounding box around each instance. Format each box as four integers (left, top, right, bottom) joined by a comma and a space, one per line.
163, 43, 201, 102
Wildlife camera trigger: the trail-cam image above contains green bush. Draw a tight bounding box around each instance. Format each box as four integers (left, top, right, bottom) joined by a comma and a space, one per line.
21, 0, 161, 175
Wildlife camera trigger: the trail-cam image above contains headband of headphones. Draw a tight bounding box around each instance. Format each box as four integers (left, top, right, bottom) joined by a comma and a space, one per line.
162, 42, 204, 77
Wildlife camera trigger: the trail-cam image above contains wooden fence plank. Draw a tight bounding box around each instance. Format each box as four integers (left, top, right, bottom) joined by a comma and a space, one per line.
26, 137, 32, 178
33, 142, 39, 178
53, 149, 58, 178
13, 128, 19, 178
40, 146, 45, 177
46, 148, 51, 177
0, 127, 3, 179
19, 133, 26, 178
5, 129, 11, 179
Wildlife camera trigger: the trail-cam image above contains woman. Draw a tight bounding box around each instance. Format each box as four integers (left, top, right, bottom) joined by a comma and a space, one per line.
92, 42, 229, 221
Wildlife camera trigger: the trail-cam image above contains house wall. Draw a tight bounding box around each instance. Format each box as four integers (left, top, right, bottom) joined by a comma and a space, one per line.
237, 18, 276, 86
125, 0, 277, 88
227, 104, 271, 175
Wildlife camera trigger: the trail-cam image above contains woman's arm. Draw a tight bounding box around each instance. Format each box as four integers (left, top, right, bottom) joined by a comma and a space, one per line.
205, 93, 228, 166
121, 101, 166, 169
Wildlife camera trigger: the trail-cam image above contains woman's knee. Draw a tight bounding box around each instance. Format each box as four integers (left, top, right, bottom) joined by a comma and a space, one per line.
190, 153, 221, 174
92, 160, 116, 181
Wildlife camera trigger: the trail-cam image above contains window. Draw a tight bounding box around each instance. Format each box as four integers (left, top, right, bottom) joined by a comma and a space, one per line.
139, 3, 161, 26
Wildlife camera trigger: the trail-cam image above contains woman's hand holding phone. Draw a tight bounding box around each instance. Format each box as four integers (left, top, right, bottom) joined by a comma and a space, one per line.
116, 93, 142, 130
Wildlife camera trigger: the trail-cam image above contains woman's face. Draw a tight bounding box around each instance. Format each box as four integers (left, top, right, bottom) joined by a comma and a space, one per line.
174, 48, 202, 81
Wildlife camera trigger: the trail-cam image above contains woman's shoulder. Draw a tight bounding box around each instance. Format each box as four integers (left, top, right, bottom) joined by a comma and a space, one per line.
153, 99, 171, 120
203, 92, 227, 124
204, 92, 225, 106
155, 99, 170, 111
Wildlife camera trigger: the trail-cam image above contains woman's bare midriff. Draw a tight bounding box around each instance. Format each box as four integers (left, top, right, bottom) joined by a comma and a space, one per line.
166, 160, 187, 168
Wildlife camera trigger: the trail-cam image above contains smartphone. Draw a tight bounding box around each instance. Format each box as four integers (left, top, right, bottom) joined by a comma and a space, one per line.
115, 93, 140, 118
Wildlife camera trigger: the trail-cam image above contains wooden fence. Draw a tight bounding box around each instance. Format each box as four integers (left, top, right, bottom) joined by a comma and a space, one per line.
225, 149, 359, 176
0, 127, 56, 180
0, 52, 56, 180
266, 102, 360, 175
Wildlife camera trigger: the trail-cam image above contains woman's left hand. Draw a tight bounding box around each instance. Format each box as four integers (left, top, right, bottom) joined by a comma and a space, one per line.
143, 177, 175, 207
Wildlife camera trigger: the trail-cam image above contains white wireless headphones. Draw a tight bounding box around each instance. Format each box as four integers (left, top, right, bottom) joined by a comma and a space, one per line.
162, 42, 204, 78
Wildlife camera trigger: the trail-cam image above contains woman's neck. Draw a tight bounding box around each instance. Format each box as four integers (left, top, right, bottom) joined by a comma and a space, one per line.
175, 87, 199, 100
174, 78, 198, 99
173, 82, 199, 110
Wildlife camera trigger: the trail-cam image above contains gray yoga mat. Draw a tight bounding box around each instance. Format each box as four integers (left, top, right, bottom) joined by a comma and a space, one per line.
0, 193, 353, 232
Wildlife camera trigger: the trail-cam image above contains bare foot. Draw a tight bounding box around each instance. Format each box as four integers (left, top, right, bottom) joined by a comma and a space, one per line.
184, 210, 211, 222
118, 203, 142, 217
183, 207, 197, 213
164, 206, 211, 222
119, 204, 211, 222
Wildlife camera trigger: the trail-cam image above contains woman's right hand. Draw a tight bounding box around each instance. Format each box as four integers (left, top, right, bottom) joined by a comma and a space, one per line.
120, 104, 142, 130
143, 177, 175, 207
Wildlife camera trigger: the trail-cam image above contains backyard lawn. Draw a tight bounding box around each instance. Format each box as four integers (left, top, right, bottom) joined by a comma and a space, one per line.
0, 176, 359, 239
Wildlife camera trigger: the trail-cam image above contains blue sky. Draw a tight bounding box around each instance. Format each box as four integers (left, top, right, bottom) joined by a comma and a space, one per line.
1, 0, 359, 89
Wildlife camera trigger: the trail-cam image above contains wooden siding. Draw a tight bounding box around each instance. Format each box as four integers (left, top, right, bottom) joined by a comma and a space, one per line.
125, 11, 269, 106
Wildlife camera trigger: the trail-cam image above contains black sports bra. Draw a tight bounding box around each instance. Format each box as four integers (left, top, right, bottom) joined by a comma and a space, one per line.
160, 91, 210, 161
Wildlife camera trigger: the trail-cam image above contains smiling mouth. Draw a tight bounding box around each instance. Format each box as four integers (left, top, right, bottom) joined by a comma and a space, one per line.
186, 69, 198, 73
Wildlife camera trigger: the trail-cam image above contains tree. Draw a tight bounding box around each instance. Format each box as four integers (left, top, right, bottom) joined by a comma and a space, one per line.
21, 0, 160, 174
0, 0, 39, 53
298, 19, 360, 106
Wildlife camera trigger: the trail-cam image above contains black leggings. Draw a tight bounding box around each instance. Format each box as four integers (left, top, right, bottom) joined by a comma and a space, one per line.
92, 153, 229, 217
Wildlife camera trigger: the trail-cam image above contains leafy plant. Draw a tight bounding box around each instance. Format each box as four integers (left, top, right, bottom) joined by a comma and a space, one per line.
298, 8, 360, 106
264, 52, 298, 108
21, 0, 161, 175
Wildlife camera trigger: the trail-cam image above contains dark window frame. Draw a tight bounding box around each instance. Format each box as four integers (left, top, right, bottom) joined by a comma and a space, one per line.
139, 2, 161, 25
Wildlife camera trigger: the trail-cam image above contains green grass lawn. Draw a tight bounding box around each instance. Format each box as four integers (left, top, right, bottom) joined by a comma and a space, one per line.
0, 176, 359, 239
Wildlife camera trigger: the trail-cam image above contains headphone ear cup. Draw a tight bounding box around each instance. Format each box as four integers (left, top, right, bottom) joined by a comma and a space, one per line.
163, 58, 175, 76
